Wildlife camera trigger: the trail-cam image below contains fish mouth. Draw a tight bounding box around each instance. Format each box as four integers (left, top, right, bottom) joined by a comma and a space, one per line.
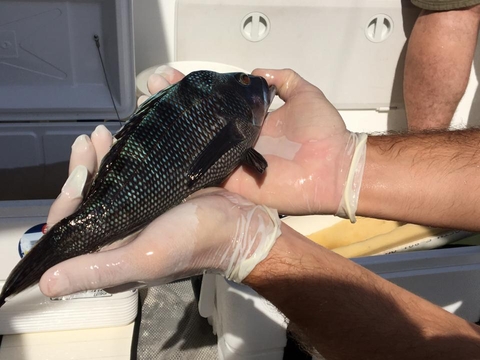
268, 85, 277, 106
258, 84, 276, 124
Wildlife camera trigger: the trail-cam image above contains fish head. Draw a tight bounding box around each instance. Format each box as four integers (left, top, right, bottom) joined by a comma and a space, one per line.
181, 71, 276, 127
222, 72, 276, 127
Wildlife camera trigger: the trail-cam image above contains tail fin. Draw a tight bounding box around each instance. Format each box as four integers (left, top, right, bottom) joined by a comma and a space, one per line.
0, 225, 66, 307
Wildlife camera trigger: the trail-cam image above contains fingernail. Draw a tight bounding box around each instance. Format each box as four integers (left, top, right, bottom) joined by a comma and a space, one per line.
92, 125, 110, 139
62, 165, 88, 199
71, 135, 90, 152
155, 65, 175, 77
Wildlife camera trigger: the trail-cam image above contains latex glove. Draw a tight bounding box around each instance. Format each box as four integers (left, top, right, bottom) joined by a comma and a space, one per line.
40, 186, 280, 297
146, 67, 368, 222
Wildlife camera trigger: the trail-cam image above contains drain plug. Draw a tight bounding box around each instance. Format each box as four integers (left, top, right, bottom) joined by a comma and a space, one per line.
241, 12, 270, 42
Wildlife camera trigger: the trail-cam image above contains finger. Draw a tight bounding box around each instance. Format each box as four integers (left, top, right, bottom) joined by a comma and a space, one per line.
252, 68, 320, 102
69, 135, 97, 175
147, 65, 185, 95
187, 187, 226, 200
46, 165, 88, 230
39, 246, 135, 297
137, 95, 149, 107
154, 65, 185, 84
147, 73, 171, 95
91, 125, 113, 171
189, 188, 253, 207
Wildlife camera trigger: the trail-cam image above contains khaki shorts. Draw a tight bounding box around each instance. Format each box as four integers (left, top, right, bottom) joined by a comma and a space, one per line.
412, 0, 480, 10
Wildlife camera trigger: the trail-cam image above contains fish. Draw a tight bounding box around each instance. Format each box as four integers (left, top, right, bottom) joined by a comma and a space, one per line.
0, 70, 276, 307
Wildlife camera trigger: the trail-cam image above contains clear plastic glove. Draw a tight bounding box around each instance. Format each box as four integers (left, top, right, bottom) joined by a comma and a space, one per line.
40, 187, 280, 297
146, 67, 368, 221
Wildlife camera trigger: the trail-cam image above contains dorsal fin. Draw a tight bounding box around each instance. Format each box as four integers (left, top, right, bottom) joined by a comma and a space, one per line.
114, 85, 173, 140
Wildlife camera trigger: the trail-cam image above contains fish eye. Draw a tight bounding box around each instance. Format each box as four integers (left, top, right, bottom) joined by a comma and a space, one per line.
236, 73, 251, 86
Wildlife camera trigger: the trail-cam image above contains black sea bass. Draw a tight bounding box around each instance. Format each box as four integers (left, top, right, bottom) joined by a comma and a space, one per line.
0, 71, 276, 306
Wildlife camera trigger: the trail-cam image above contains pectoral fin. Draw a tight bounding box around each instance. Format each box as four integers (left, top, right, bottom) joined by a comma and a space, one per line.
243, 148, 267, 173
188, 121, 245, 187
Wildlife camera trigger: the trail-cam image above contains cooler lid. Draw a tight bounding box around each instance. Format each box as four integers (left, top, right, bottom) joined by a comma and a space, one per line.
0, 0, 135, 121
175, 0, 421, 110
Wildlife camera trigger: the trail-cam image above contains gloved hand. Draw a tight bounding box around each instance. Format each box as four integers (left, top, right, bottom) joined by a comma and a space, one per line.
146, 67, 368, 221
41, 187, 280, 297
40, 126, 280, 297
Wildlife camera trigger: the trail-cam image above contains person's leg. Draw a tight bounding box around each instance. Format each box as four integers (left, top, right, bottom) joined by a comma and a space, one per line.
404, 5, 480, 131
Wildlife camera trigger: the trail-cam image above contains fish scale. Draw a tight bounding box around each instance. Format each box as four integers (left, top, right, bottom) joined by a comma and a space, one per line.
0, 71, 275, 307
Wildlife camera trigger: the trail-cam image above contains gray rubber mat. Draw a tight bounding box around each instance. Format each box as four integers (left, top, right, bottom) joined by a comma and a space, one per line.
135, 280, 219, 360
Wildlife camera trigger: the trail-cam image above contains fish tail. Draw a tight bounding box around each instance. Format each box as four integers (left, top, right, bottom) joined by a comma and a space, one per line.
0, 224, 67, 308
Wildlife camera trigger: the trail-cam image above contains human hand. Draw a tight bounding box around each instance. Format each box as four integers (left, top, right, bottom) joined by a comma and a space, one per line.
145, 67, 368, 221
229, 69, 367, 220
40, 187, 280, 297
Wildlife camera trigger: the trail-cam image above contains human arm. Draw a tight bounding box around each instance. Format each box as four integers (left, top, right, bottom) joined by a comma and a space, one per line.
359, 130, 480, 231
244, 223, 480, 360
242, 69, 480, 231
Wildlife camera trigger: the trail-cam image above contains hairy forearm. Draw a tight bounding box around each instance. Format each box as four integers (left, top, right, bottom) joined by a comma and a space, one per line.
358, 129, 480, 231
244, 224, 480, 359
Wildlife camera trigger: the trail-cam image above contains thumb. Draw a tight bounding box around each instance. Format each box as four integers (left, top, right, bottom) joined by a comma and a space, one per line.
252, 68, 321, 102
